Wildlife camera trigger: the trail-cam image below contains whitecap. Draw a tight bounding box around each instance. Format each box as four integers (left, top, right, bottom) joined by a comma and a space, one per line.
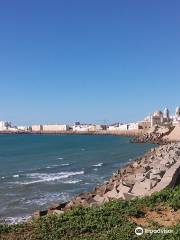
45, 164, 60, 169
62, 179, 81, 184
2, 215, 31, 225
24, 192, 70, 206
15, 171, 84, 185
57, 157, 64, 160
92, 163, 103, 167
12, 174, 19, 178
60, 163, 70, 166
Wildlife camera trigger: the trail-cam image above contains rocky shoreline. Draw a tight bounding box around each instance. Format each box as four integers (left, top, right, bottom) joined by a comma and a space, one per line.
33, 141, 180, 219
131, 125, 175, 145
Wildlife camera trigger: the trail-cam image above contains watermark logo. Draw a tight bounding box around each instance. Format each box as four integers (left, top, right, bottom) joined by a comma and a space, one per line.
135, 227, 174, 236
135, 227, 144, 236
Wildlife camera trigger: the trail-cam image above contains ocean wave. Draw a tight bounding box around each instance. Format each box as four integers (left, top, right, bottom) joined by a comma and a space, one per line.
1, 215, 31, 225
12, 174, 19, 178
57, 157, 64, 160
62, 179, 81, 184
93, 168, 98, 171
15, 171, 84, 185
60, 163, 70, 166
1, 174, 20, 180
45, 164, 61, 169
92, 163, 103, 167
45, 163, 70, 168
24, 192, 70, 206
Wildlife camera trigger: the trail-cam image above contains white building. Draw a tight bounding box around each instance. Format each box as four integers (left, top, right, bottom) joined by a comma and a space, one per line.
173, 106, 180, 126
73, 125, 89, 132
0, 121, 11, 131
118, 124, 128, 131
143, 107, 180, 127
42, 124, 69, 132
163, 108, 170, 120
17, 126, 29, 131
108, 125, 118, 131
128, 122, 140, 130
150, 110, 164, 126
31, 125, 43, 132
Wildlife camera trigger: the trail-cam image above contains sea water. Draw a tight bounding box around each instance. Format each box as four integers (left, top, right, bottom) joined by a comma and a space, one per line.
0, 134, 154, 224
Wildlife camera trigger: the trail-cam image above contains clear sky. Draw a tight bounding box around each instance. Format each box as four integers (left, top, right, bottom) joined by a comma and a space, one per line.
0, 0, 180, 125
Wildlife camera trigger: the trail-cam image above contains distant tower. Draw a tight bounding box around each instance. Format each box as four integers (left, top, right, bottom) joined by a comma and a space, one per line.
163, 107, 170, 119
175, 107, 180, 118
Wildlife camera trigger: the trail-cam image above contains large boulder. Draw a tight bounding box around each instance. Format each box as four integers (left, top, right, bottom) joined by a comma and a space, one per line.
104, 188, 118, 199
122, 175, 136, 187
131, 179, 156, 196
116, 184, 131, 199
93, 195, 109, 205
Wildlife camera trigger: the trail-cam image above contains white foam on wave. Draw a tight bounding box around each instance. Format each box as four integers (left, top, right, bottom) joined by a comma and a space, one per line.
57, 157, 64, 160
92, 163, 103, 167
24, 192, 70, 206
1, 174, 19, 180
45, 163, 70, 168
45, 164, 61, 169
62, 179, 82, 184
12, 174, 19, 178
15, 171, 84, 185
2, 215, 31, 225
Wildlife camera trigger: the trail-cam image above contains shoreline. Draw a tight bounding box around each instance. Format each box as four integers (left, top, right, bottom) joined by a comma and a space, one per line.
32, 141, 180, 220
0, 133, 179, 224
0, 125, 179, 144
0, 130, 142, 137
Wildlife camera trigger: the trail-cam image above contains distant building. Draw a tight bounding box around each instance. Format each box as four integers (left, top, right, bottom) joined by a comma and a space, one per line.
173, 106, 180, 126
163, 108, 170, 120
108, 125, 118, 131
150, 110, 164, 126
128, 123, 141, 130
17, 126, 29, 131
72, 124, 105, 132
108, 123, 128, 131
31, 125, 43, 132
42, 124, 70, 132
0, 121, 11, 131
118, 124, 128, 131
142, 107, 180, 127
73, 125, 89, 132
175, 107, 180, 118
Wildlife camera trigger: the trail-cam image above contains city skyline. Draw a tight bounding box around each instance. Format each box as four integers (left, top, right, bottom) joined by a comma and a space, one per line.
0, 1, 180, 125
0, 106, 179, 127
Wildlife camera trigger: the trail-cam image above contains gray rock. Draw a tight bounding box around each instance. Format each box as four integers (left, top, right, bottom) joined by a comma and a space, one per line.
175, 150, 180, 156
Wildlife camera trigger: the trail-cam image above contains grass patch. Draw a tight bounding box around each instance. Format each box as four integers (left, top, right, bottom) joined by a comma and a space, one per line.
0, 186, 180, 240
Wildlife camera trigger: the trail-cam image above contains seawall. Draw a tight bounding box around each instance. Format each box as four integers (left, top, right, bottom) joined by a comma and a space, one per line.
33, 142, 180, 218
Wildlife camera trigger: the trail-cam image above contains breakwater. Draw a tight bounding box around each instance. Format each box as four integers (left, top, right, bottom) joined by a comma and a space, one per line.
34, 142, 180, 218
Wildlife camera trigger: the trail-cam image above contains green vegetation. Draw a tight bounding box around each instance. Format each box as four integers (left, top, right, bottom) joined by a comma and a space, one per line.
0, 186, 180, 240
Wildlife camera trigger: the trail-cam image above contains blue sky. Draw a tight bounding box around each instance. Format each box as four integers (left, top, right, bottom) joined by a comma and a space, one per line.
0, 0, 179, 125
